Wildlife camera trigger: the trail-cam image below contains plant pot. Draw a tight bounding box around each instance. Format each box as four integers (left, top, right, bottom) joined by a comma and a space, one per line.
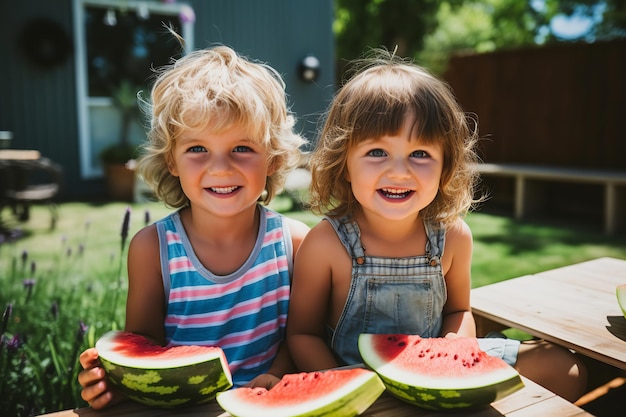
103, 163, 135, 202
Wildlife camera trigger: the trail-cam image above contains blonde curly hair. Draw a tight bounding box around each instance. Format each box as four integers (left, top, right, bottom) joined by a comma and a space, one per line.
308, 50, 480, 227
137, 45, 306, 208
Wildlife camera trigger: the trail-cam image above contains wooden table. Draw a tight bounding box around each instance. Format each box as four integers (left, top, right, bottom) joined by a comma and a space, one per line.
472, 257, 626, 370
0, 149, 41, 161
38, 376, 591, 417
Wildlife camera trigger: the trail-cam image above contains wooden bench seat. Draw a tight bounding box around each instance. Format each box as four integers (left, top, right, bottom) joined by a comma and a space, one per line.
476, 163, 626, 235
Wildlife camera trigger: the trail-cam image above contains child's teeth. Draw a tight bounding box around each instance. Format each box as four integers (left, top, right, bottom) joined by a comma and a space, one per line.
382, 188, 409, 194
212, 186, 237, 193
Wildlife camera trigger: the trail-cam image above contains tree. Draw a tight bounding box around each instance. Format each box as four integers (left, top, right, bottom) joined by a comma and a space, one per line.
334, 0, 450, 77
335, 0, 626, 76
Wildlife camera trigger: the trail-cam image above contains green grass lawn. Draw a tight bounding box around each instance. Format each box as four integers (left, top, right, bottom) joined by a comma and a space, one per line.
3, 197, 626, 290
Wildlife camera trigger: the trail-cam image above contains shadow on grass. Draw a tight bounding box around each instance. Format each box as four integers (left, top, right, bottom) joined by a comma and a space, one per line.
472, 210, 626, 256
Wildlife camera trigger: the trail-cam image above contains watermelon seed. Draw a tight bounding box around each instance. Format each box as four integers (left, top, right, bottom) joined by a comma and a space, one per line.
418, 353, 425, 358
397, 342, 406, 347
454, 354, 458, 360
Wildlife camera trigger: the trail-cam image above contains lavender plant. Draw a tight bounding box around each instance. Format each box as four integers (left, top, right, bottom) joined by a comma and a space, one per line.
0, 206, 149, 416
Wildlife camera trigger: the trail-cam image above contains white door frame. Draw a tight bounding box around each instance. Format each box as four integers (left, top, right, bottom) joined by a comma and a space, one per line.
72, 0, 194, 178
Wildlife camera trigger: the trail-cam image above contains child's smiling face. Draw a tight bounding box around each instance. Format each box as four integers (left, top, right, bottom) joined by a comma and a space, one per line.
345, 117, 443, 222
168, 124, 273, 218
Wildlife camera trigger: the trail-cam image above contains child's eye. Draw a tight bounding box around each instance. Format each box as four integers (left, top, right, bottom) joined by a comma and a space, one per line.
186, 145, 206, 153
233, 145, 253, 153
367, 148, 387, 157
410, 150, 429, 158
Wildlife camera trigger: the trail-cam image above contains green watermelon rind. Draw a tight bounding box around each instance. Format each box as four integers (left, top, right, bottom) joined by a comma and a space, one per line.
358, 333, 525, 410
376, 370, 524, 410
96, 331, 232, 408
216, 369, 386, 417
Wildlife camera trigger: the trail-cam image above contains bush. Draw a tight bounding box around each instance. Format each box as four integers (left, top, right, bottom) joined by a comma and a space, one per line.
0, 207, 136, 416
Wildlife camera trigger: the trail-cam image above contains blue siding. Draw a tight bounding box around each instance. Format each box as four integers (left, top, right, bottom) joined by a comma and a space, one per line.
0, 0, 334, 199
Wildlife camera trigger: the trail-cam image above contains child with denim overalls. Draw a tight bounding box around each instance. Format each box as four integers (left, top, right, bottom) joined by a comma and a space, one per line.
287, 49, 587, 402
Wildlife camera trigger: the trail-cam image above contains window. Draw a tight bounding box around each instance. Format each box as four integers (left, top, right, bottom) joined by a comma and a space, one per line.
73, 0, 194, 178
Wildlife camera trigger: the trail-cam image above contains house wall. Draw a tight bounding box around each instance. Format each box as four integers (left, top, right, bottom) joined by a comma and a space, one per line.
0, 0, 334, 199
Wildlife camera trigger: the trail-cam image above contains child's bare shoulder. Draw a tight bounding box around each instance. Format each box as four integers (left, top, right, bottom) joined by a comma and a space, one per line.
129, 223, 159, 252
444, 217, 473, 249
300, 219, 343, 251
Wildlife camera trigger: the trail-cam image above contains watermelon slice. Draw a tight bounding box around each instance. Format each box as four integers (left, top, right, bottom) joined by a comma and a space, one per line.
216, 368, 385, 417
358, 334, 524, 410
95, 330, 232, 408
617, 284, 626, 317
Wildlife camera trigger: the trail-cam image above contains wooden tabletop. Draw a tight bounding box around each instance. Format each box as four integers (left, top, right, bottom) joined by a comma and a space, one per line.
38, 376, 591, 417
0, 149, 41, 161
472, 257, 626, 370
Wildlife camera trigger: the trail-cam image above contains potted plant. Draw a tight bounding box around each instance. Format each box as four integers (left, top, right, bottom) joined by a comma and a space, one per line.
100, 79, 142, 201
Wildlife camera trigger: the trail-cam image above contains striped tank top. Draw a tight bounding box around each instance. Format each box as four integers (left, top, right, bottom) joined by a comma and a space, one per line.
156, 205, 292, 386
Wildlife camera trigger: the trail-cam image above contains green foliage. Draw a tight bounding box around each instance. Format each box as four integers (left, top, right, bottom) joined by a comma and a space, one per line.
0, 202, 170, 416
99, 143, 139, 165
334, 0, 445, 76
335, 0, 626, 76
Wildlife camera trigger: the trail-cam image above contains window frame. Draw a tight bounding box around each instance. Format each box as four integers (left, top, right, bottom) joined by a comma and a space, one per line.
72, 0, 194, 178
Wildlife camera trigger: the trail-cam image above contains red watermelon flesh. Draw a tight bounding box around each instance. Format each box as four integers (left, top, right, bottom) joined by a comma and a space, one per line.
358, 334, 524, 410
216, 368, 385, 417
371, 334, 511, 378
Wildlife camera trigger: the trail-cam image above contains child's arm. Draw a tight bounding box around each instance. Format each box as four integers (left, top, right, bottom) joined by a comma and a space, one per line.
287, 222, 342, 371
77, 225, 165, 409
246, 342, 295, 389
124, 225, 166, 342
440, 219, 477, 338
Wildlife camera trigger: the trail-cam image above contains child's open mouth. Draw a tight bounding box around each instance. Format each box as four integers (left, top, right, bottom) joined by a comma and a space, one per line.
378, 188, 413, 200
209, 186, 240, 194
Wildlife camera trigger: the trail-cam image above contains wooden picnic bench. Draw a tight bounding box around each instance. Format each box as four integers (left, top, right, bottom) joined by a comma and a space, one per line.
0, 150, 63, 230
476, 163, 626, 235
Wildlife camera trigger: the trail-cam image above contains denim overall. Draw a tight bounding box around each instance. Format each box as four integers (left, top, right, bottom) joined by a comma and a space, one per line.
326, 215, 447, 365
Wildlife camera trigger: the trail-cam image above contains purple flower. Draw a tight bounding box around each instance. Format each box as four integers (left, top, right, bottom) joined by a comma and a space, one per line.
23, 279, 36, 301
6, 334, 22, 354
30, 260, 36, 275
179, 5, 195, 23
23, 279, 36, 290
1, 303, 12, 335
76, 321, 88, 343
144, 210, 151, 226
121, 207, 131, 251
21, 250, 28, 266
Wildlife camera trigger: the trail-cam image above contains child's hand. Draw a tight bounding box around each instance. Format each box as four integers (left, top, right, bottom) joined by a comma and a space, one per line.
77, 348, 125, 409
244, 373, 281, 390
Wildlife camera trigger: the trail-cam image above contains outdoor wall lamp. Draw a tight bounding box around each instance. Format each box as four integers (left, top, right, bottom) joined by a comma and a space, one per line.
298, 55, 321, 82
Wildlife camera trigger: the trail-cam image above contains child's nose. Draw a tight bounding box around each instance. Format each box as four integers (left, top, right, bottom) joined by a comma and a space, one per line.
207, 155, 234, 175
388, 158, 410, 178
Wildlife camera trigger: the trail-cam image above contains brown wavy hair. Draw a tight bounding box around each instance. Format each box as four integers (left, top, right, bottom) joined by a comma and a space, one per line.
308, 49, 480, 227
137, 45, 306, 208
